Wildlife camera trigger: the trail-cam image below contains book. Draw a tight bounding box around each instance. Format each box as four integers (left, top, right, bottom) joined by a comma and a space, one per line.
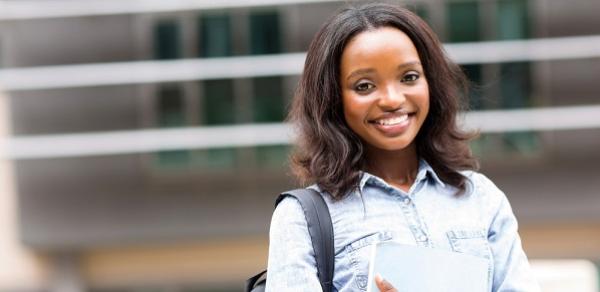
366, 241, 489, 292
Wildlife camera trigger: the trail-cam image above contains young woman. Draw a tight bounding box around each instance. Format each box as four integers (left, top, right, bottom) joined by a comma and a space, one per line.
266, 3, 539, 292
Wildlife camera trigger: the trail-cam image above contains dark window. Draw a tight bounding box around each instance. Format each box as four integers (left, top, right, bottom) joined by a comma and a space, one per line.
199, 14, 232, 57
447, 1, 480, 43
497, 0, 529, 40
252, 76, 287, 167
447, 1, 483, 109
500, 62, 531, 109
193, 147, 237, 169
202, 79, 236, 125
498, 0, 531, 110
497, 0, 537, 154
462, 65, 484, 110
154, 20, 181, 59
252, 76, 285, 123
248, 11, 287, 167
158, 85, 185, 127
156, 84, 189, 166
250, 11, 281, 55
407, 3, 429, 24
255, 145, 290, 168
196, 79, 237, 169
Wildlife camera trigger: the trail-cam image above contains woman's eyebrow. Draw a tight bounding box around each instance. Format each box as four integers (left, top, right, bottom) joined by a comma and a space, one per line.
346, 68, 375, 81
398, 61, 421, 70
346, 61, 423, 81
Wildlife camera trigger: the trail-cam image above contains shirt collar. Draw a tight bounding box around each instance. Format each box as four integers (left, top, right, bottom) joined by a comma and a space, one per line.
418, 159, 446, 188
358, 158, 446, 192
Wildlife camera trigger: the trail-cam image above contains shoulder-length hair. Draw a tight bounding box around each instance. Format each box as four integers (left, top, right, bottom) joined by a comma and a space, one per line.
288, 2, 478, 199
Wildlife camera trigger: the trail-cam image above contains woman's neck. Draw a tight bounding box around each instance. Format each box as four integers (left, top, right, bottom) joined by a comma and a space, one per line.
365, 144, 419, 192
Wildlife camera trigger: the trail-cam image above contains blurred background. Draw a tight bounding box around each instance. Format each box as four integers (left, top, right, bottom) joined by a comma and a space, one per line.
0, 0, 599, 291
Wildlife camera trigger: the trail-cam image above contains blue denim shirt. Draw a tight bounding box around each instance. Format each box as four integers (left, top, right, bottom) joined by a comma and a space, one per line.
266, 160, 540, 291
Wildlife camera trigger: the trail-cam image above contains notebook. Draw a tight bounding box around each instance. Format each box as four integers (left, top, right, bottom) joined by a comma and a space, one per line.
366, 242, 489, 292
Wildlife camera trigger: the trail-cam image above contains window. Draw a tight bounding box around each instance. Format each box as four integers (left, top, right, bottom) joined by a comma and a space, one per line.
250, 11, 281, 55
156, 84, 190, 167
154, 19, 181, 59
463, 65, 484, 110
252, 76, 288, 168
406, 3, 429, 24
497, 0, 538, 154
252, 76, 284, 123
249, 11, 285, 124
153, 19, 187, 167
149, 10, 291, 172
447, 1, 480, 43
158, 85, 186, 127
199, 14, 232, 57
202, 79, 236, 125
447, 1, 483, 110
255, 145, 290, 168
497, 0, 531, 110
195, 13, 238, 170
249, 10, 289, 168
195, 79, 237, 169
193, 147, 237, 170
497, 0, 529, 40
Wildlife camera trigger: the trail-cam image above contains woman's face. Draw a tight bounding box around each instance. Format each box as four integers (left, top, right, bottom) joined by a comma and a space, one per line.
340, 26, 429, 154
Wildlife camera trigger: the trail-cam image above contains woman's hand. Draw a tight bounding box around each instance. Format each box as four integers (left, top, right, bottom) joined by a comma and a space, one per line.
375, 274, 398, 292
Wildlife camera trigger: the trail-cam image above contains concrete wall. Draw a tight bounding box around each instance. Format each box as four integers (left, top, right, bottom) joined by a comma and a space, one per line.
3, 0, 600, 251
0, 90, 49, 291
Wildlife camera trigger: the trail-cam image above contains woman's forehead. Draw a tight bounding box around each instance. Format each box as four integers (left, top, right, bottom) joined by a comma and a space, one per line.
340, 27, 421, 77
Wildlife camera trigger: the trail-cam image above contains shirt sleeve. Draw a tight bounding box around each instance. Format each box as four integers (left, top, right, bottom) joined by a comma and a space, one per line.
265, 196, 323, 292
486, 180, 541, 292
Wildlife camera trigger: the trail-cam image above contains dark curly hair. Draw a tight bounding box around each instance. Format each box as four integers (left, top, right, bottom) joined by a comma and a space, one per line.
288, 2, 478, 199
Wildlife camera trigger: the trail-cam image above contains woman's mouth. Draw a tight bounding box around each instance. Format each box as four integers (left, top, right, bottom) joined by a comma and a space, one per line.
369, 113, 413, 136
372, 114, 409, 126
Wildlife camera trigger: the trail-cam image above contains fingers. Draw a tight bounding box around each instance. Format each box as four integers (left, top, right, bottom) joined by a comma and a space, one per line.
375, 274, 397, 292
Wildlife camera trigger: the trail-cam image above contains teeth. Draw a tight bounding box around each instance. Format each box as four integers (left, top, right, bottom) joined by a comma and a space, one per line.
375, 114, 408, 125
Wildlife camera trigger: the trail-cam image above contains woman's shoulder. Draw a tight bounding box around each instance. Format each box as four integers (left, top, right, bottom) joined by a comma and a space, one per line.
459, 170, 501, 191
271, 191, 309, 228
455, 170, 519, 232
273, 186, 330, 223
459, 170, 508, 206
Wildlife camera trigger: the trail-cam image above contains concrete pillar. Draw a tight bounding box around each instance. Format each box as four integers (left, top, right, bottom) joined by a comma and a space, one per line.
50, 253, 85, 292
0, 89, 50, 291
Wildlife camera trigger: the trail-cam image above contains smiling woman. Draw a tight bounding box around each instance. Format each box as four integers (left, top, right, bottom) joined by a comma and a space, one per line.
340, 27, 430, 191
288, 4, 479, 200
265, 2, 540, 292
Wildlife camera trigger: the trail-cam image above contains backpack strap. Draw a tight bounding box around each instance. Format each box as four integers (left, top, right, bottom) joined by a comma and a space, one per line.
245, 270, 266, 292
276, 188, 334, 292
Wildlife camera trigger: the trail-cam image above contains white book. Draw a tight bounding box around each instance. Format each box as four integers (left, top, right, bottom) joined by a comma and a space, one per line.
366, 242, 489, 292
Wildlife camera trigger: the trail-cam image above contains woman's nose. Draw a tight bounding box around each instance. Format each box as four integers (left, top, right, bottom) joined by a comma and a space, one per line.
377, 85, 406, 110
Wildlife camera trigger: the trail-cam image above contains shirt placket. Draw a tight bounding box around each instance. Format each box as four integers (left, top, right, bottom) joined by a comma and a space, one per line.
399, 180, 432, 248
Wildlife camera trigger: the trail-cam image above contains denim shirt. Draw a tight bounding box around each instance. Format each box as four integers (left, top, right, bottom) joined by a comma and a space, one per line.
265, 160, 540, 292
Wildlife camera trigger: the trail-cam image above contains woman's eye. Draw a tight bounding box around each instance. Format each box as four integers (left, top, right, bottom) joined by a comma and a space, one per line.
402, 73, 419, 82
355, 82, 374, 92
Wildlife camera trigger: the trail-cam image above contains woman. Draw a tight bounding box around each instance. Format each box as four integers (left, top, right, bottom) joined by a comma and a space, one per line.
266, 3, 539, 291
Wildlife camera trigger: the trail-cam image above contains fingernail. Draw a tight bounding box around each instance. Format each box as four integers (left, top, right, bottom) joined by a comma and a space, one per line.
377, 275, 393, 288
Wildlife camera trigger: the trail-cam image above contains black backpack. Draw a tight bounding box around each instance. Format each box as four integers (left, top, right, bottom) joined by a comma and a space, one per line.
245, 188, 335, 292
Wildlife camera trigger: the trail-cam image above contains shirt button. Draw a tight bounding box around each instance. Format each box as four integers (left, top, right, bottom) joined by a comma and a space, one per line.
403, 198, 411, 205
418, 235, 428, 241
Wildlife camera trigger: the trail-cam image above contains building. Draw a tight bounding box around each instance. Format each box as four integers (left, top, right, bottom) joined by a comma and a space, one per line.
1, 0, 600, 291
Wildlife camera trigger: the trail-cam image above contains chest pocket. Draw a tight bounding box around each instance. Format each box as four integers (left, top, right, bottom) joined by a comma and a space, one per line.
345, 231, 394, 291
446, 229, 492, 260
446, 229, 493, 290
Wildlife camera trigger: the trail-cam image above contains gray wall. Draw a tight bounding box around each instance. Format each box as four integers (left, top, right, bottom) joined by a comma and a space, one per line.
3, 0, 600, 251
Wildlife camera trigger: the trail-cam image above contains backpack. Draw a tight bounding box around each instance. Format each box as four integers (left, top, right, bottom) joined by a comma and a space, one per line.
245, 188, 335, 292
